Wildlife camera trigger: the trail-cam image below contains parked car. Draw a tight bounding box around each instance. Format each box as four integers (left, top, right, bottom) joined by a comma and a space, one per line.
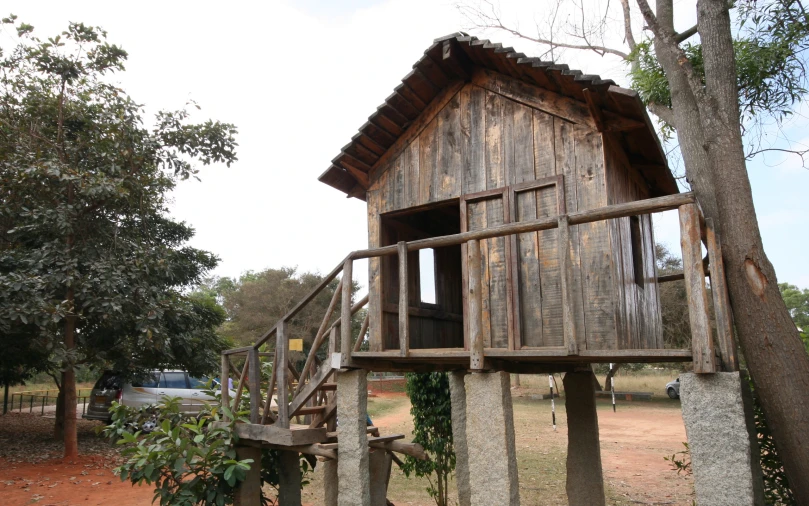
83, 370, 225, 423
666, 378, 681, 399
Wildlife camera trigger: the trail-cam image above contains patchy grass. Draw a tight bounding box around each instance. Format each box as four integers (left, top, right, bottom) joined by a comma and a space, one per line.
301, 387, 692, 506
515, 368, 681, 397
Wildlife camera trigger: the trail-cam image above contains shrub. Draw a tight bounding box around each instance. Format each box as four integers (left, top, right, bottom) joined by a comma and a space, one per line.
402, 372, 455, 506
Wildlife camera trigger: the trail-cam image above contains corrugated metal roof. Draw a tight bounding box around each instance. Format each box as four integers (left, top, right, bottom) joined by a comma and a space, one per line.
319, 32, 676, 200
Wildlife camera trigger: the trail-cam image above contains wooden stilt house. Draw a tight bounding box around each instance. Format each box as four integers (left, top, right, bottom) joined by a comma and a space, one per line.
318, 33, 697, 368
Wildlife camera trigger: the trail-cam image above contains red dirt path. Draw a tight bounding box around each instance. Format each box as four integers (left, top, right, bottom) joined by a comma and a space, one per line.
0, 455, 154, 506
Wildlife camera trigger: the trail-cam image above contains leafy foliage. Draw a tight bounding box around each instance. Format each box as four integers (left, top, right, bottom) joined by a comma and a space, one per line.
402, 372, 455, 506
0, 17, 236, 394
779, 283, 809, 353
204, 268, 362, 358
749, 378, 796, 505
629, 1, 809, 140
105, 397, 253, 506
105, 386, 312, 506
663, 442, 692, 475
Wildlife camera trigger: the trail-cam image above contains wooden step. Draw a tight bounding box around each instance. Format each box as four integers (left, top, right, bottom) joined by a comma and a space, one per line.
294, 405, 326, 415
319, 383, 337, 391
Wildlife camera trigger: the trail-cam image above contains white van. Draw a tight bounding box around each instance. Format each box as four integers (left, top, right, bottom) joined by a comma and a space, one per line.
84, 370, 225, 422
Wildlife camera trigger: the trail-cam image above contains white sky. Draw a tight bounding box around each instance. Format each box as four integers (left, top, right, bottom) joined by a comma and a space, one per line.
5, 0, 809, 290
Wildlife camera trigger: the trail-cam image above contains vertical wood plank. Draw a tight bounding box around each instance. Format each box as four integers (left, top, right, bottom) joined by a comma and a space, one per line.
706, 218, 738, 371
679, 204, 716, 373
468, 239, 485, 370
555, 121, 586, 350
247, 349, 261, 424
436, 91, 461, 201
419, 116, 437, 205
261, 347, 278, 424
220, 353, 230, 421
276, 321, 289, 428
533, 112, 556, 180
404, 138, 420, 208
559, 215, 579, 355
514, 189, 542, 347
484, 91, 504, 190
537, 185, 562, 347
398, 241, 410, 357
341, 258, 353, 366
367, 190, 383, 352
486, 197, 509, 349
464, 85, 486, 195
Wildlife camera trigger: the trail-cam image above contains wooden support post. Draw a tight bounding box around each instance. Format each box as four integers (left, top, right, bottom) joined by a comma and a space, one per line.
353, 313, 370, 353
221, 353, 230, 421
341, 258, 353, 368
679, 204, 716, 373
468, 239, 485, 371
297, 279, 343, 394
277, 451, 302, 506
247, 349, 261, 424
276, 320, 290, 428
261, 347, 278, 424
705, 218, 739, 372
232, 358, 250, 411
558, 215, 579, 355
398, 241, 409, 358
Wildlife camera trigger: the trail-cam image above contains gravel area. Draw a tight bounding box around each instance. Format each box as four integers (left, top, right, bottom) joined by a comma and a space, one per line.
0, 413, 122, 465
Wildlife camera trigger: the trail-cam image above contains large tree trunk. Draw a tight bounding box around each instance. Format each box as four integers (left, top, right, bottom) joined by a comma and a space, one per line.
62, 288, 78, 459
54, 374, 65, 440
693, 0, 809, 500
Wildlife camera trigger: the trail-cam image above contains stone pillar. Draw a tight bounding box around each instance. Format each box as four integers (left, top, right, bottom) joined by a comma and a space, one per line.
369, 449, 393, 506
337, 369, 370, 506
277, 451, 302, 506
563, 370, 606, 506
323, 459, 338, 506
680, 372, 764, 506
464, 371, 520, 506
449, 371, 471, 506
233, 445, 262, 506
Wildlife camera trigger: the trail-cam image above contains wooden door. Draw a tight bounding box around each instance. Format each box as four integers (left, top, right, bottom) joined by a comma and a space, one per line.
508, 176, 566, 348
460, 189, 514, 350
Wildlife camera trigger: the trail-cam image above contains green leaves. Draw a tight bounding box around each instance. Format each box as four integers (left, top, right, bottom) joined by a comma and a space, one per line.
0, 18, 237, 382
402, 372, 455, 506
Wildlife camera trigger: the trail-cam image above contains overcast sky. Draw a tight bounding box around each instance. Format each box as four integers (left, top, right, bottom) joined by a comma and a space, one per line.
5, 0, 809, 290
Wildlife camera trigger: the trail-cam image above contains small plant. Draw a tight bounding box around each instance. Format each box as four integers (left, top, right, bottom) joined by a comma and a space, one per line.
402, 372, 455, 506
105, 397, 253, 506
664, 442, 692, 475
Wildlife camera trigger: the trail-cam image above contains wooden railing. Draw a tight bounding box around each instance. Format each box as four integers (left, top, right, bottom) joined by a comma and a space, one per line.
221, 190, 738, 425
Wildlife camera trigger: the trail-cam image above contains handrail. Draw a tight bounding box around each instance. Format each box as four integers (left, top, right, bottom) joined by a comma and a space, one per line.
349, 192, 694, 259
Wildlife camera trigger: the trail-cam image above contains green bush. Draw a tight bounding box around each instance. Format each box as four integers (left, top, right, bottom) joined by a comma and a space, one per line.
402, 372, 455, 506
104, 386, 311, 505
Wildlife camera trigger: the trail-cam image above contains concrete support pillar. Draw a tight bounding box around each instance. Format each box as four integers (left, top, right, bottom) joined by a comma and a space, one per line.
449, 371, 471, 506
369, 449, 393, 506
277, 451, 302, 506
337, 369, 370, 506
563, 370, 606, 506
680, 372, 764, 506
323, 459, 338, 506
233, 445, 262, 506
464, 371, 520, 506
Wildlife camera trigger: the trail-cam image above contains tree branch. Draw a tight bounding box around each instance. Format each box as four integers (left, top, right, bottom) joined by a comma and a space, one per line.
746, 147, 809, 165
619, 0, 638, 52
648, 101, 676, 127
675, 24, 698, 42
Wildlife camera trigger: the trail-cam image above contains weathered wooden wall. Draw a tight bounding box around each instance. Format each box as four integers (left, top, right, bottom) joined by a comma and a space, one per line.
604, 134, 664, 349
366, 79, 662, 353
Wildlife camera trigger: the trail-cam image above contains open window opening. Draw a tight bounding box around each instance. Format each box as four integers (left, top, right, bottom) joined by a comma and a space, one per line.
630, 215, 645, 289
380, 201, 463, 349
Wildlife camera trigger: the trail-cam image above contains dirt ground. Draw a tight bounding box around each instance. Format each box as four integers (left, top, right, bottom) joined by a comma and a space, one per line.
1, 388, 692, 505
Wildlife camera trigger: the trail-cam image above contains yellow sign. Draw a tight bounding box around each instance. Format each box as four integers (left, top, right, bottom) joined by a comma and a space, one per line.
289, 339, 304, 352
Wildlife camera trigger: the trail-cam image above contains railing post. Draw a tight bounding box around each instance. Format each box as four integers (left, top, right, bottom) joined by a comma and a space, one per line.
558, 215, 579, 355
247, 348, 261, 424
679, 204, 716, 373
705, 218, 738, 372
398, 241, 410, 357
340, 258, 353, 367
221, 353, 230, 421
276, 320, 290, 428
468, 239, 485, 370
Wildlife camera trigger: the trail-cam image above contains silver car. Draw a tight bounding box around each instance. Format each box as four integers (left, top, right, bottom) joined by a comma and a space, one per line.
84, 370, 219, 422
666, 377, 681, 399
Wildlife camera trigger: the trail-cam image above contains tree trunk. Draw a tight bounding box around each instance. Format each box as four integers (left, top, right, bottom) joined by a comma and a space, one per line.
54, 375, 65, 440
63, 286, 78, 459
692, 1, 809, 500
604, 364, 621, 392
